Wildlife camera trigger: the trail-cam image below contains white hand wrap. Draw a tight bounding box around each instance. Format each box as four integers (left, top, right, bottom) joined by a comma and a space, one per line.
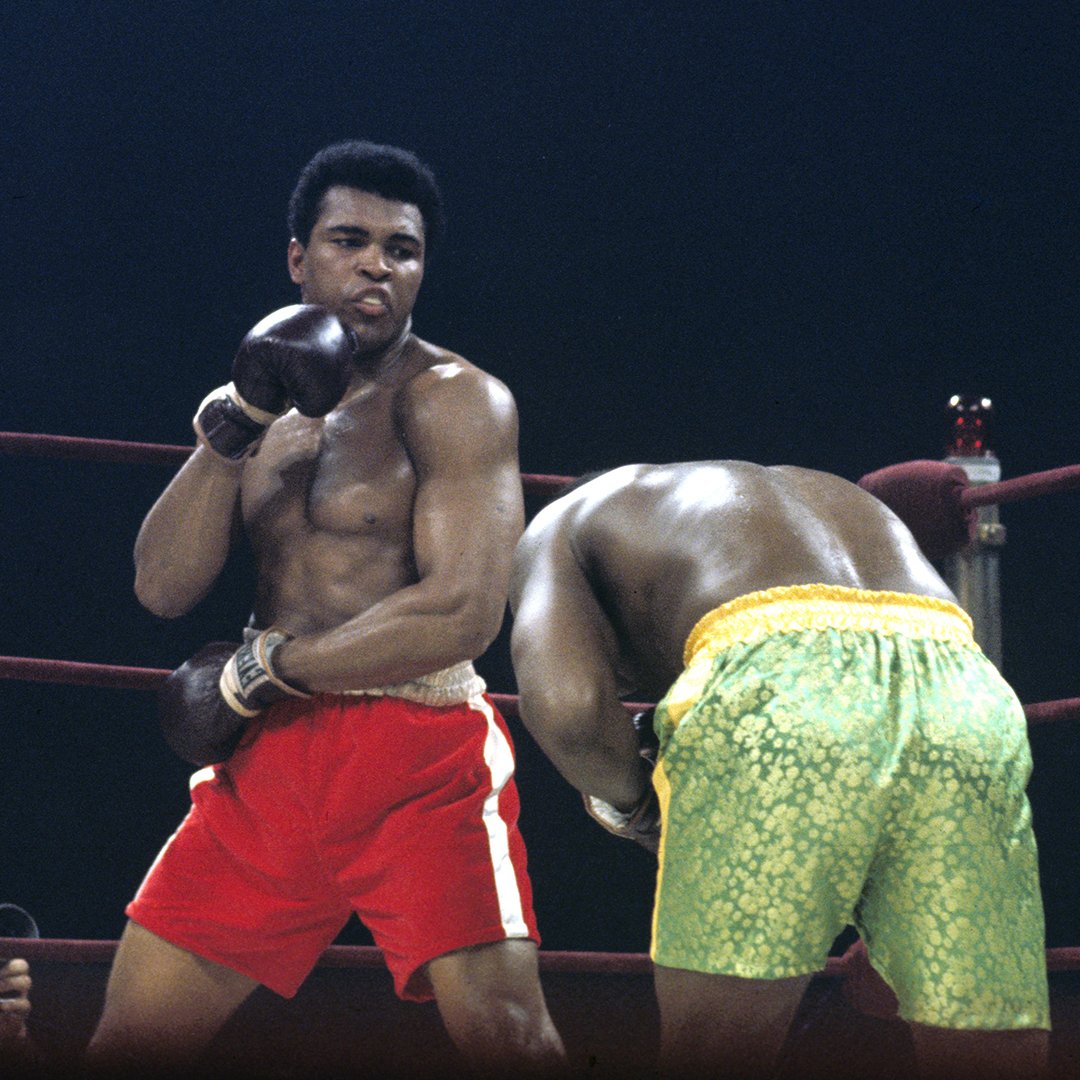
218, 628, 311, 717
583, 787, 661, 853
193, 383, 284, 460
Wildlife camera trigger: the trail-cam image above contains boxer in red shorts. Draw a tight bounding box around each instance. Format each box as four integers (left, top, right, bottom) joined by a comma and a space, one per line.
87, 141, 564, 1075
130, 689, 538, 1003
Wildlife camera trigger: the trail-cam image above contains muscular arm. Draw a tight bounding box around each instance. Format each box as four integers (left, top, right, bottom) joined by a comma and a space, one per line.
274, 367, 524, 691
133, 444, 244, 618
509, 517, 649, 811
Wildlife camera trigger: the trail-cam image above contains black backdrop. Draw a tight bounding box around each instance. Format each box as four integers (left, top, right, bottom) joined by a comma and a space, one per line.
2, 2, 1078, 953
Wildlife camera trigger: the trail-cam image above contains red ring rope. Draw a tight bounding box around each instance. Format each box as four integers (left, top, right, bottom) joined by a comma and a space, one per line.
0, 655, 1075, 727
0, 432, 573, 498
961, 463, 1080, 508
3, 936, 1079, 984
4, 432, 1080, 720
10, 430, 1080, 506
4, 436, 1080, 714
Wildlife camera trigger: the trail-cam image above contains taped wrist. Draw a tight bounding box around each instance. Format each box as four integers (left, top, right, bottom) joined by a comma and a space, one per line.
194, 383, 283, 460
219, 628, 311, 717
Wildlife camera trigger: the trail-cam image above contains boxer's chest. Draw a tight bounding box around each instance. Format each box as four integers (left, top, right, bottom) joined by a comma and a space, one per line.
242, 387, 416, 539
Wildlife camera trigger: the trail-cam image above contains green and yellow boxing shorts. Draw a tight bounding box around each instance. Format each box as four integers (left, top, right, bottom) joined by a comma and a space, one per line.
650, 584, 1049, 1031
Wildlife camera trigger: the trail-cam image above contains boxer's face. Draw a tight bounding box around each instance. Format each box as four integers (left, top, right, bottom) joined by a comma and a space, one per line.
287, 185, 425, 353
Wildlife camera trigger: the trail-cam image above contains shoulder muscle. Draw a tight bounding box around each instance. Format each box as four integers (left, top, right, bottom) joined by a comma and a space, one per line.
398, 360, 518, 476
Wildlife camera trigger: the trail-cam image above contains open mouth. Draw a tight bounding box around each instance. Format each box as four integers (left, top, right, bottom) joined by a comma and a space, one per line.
352, 290, 390, 316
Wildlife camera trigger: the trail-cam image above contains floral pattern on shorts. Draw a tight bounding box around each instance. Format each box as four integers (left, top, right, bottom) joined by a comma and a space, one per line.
650, 585, 1049, 1031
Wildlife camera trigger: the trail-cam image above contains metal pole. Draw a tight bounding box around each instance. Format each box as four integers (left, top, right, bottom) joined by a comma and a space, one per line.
940, 396, 1005, 669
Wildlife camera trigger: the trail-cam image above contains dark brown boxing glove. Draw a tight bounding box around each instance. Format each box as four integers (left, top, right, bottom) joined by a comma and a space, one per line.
194, 305, 357, 460
159, 643, 246, 766
232, 305, 357, 418
158, 630, 310, 767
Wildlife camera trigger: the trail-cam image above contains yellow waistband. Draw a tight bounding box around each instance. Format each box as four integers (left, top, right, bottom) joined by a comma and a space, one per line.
684, 584, 974, 665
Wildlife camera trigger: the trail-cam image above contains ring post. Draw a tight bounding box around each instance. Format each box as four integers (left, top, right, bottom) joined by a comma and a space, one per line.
941, 395, 1005, 668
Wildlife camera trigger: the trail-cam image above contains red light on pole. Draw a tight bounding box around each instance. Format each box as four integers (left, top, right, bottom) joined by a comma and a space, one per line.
945, 394, 995, 457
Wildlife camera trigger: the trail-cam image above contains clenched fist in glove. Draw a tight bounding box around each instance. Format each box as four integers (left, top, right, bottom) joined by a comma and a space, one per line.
582, 709, 661, 853
158, 629, 310, 767
194, 305, 357, 460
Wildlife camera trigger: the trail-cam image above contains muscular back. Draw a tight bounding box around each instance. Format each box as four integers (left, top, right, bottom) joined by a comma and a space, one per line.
530, 462, 955, 697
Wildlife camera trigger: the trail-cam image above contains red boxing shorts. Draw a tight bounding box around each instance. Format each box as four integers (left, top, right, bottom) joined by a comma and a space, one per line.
128, 692, 539, 1001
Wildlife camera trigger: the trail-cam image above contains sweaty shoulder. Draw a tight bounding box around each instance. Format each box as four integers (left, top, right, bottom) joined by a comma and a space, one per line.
392, 338, 520, 483
579, 462, 754, 528
526, 465, 650, 538
394, 338, 516, 430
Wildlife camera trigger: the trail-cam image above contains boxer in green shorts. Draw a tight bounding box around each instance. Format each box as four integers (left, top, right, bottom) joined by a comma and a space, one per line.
510, 461, 1049, 1079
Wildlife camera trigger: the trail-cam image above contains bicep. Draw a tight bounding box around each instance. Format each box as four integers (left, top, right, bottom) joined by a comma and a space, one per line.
403, 371, 525, 612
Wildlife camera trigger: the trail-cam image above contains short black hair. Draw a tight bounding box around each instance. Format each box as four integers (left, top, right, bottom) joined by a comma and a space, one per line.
288, 140, 445, 251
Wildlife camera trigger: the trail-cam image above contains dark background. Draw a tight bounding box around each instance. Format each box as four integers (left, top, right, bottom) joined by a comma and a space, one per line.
2, 2, 1078, 955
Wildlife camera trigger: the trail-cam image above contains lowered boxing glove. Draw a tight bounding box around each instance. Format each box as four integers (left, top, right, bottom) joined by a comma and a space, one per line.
632, 707, 659, 763
582, 708, 662, 853
583, 786, 661, 854
194, 305, 357, 460
158, 629, 310, 766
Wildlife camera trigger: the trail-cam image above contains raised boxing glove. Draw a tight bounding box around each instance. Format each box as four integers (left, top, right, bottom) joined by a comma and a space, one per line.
232, 305, 358, 418
158, 629, 310, 766
194, 305, 357, 460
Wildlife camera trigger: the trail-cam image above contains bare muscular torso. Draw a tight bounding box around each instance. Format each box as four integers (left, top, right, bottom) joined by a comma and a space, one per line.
241, 333, 460, 635
557, 462, 956, 699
